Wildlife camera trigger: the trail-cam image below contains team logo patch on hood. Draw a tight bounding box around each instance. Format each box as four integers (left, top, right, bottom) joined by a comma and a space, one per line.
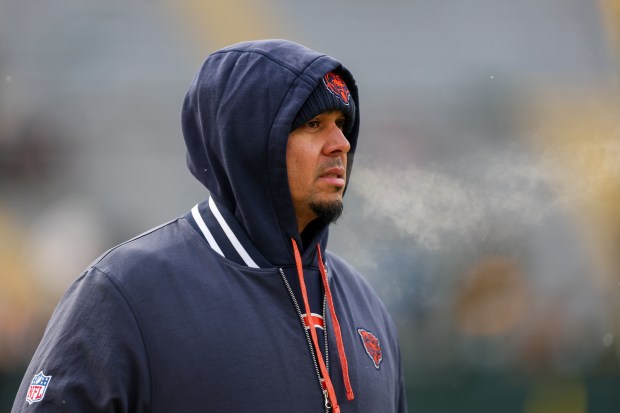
358, 328, 382, 369
26, 371, 52, 405
323, 72, 351, 105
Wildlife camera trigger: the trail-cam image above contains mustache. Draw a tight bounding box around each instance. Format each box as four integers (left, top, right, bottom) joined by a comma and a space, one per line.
317, 158, 346, 176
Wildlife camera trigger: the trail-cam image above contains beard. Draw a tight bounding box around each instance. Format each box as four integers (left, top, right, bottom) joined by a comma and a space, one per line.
309, 199, 344, 226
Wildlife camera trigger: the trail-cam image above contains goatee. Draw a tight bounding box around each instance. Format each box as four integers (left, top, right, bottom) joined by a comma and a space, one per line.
310, 200, 344, 226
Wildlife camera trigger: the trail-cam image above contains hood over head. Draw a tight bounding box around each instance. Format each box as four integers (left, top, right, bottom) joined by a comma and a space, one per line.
182, 39, 360, 266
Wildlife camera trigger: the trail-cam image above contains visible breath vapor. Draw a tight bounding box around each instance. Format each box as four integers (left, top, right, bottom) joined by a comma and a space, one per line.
351, 148, 607, 250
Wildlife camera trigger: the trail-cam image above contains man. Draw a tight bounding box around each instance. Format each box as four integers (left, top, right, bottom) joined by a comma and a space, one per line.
13, 39, 406, 412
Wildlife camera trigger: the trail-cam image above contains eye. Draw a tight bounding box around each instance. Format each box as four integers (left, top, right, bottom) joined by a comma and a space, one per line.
305, 119, 320, 129
335, 118, 346, 130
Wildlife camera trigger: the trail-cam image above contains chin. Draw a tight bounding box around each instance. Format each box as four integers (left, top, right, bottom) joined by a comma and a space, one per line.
309, 199, 344, 225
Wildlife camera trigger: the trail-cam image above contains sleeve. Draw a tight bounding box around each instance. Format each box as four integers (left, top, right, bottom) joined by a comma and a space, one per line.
388, 313, 408, 413
11, 267, 151, 413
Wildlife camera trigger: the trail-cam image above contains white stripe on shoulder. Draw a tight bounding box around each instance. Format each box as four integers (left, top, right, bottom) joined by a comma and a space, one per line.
191, 204, 224, 257
208, 197, 260, 268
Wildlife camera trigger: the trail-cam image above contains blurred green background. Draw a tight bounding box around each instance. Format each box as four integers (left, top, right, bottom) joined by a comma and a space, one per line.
2, 0, 620, 411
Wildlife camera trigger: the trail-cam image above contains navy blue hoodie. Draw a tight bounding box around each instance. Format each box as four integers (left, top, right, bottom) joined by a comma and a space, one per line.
12, 40, 407, 413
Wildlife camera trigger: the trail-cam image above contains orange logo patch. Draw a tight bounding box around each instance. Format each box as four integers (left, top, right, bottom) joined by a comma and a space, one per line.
323, 72, 351, 105
358, 328, 382, 369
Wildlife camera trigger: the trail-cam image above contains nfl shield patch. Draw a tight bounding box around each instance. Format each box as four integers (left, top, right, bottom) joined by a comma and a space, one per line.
26, 371, 52, 405
358, 328, 383, 369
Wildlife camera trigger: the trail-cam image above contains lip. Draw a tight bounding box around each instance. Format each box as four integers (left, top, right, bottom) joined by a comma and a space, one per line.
318, 166, 346, 187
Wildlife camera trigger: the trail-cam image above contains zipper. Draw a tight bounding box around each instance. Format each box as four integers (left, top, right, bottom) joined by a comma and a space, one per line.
278, 267, 331, 412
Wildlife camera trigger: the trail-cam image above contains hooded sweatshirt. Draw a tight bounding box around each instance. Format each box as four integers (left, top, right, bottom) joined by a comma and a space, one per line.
12, 40, 407, 413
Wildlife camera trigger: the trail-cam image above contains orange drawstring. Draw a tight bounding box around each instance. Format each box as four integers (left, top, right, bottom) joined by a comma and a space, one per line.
316, 245, 354, 401
290, 238, 355, 413
291, 239, 339, 411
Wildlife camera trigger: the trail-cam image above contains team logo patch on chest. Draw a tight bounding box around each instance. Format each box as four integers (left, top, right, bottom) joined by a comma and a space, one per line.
323, 72, 351, 104
358, 328, 382, 369
26, 371, 52, 405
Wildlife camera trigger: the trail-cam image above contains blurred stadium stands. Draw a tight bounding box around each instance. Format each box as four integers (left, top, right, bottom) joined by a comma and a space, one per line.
1, 0, 619, 411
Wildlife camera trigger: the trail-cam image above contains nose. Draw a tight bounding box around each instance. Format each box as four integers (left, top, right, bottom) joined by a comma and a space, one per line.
323, 123, 351, 156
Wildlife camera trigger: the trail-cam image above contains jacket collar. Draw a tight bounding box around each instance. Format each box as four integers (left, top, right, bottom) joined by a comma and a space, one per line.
187, 196, 328, 269
188, 196, 271, 268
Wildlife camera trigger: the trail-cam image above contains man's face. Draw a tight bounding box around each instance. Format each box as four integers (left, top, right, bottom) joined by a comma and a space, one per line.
286, 110, 351, 233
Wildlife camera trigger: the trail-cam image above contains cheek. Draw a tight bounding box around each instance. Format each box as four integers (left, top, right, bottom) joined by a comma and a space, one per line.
286, 156, 314, 200
286, 134, 321, 198
287, 155, 312, 197
286, 147, 304, 198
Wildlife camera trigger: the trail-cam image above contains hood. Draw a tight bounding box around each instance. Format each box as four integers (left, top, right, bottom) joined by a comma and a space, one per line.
182, 39, 360, 267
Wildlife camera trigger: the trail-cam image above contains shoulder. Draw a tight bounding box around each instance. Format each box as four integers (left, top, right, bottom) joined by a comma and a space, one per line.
324, 251, 374, 293
325, 250, 392, 317
325, 250, 402, 357
89, 217, 195, 278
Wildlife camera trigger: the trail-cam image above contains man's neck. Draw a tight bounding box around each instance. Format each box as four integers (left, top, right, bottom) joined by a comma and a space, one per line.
299, 219, 324, 250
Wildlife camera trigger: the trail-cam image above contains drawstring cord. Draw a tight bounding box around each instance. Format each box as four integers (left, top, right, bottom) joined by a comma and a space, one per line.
291, 238, 338, 411
316, 245, 354, 401
291, 238, 354, 413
